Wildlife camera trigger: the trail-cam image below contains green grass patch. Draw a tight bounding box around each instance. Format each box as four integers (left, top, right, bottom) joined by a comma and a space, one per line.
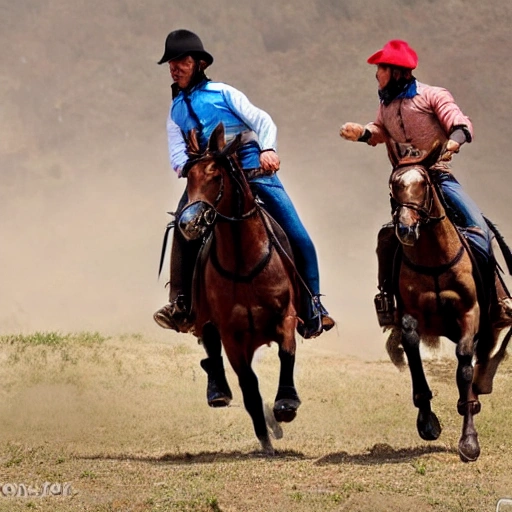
0, 331, 107, 346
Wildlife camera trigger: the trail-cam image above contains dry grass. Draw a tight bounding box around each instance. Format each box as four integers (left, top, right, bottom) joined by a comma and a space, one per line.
0, 332, 511, 511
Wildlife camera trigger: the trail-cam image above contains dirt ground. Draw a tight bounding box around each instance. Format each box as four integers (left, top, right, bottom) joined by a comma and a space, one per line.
0, 333, 511, 511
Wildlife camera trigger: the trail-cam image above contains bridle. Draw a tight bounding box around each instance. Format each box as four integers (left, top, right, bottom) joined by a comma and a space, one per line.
391, 165, 465, 284
391, 166, 446, 225
183, 152, 258, 224
158, 151, 258, 277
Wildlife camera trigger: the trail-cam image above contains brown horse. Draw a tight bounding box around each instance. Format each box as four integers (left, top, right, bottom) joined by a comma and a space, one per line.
177, 123, 302, 454
386, 147, 511, 462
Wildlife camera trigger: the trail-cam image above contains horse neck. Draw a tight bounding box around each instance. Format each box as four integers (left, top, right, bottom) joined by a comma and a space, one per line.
217, 169, 255, 219
214, 172, 270, 269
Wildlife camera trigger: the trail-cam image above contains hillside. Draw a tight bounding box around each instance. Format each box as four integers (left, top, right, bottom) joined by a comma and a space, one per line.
2, 0, 512, 358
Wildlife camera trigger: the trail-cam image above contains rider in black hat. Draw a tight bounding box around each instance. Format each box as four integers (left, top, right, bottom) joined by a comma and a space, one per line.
154, 29, 335, 341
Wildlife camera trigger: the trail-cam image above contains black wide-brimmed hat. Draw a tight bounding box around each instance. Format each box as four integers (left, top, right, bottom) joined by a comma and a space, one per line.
157, 29, 214, 66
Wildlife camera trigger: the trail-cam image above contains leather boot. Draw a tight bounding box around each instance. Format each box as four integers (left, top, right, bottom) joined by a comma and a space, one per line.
153, 295, 193, 332
200, 357, 233, 407
313, 295, 335, 331
155, 191, 201, 331
297, 295, 322, 339
375, 223, 399, 327
374, 290, 396, 327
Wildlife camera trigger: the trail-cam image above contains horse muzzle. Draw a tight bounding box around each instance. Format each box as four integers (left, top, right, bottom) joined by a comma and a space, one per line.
396, 223, 420, 246
178, 201, 217, 241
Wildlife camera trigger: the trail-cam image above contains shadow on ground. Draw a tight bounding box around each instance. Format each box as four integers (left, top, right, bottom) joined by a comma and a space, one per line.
76, 442, 455, 466
313, 443, 456, 465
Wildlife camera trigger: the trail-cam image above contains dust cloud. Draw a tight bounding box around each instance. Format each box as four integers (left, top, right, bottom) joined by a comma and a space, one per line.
2, 0, 512, 360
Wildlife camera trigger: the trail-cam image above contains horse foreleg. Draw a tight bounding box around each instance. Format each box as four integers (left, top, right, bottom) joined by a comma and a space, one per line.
199, 322, 233, 407
273, 345, 301, 423
455, 320, 481, 462
225, 342, 273, 455
401, 314, 442, 441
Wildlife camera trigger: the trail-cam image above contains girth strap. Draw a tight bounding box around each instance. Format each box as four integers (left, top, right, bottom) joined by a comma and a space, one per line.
401, 245, 465, 277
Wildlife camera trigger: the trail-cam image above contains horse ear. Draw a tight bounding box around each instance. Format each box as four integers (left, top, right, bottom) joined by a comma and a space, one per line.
208, 123, 226, 153
187, 129, 200, 155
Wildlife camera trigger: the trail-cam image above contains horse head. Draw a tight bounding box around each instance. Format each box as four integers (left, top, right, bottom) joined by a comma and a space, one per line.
178, 123, 243, 241
390, 143, 445, 246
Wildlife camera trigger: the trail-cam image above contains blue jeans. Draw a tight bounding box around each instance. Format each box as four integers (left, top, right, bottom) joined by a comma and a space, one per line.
436, 172, 492, 262
250, 174, 320, 295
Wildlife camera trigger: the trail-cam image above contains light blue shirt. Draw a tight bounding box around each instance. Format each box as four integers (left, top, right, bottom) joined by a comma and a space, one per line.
167, 81, 277, 175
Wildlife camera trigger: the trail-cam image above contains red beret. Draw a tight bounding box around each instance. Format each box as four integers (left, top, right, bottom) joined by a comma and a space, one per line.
367, 40, 418, 70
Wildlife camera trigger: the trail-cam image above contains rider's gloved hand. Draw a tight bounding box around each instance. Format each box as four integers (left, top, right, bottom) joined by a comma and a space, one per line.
440, 139, 461, 161
446, 139, 461, 153
260, 149, 280, 175
339, 122, 365, 141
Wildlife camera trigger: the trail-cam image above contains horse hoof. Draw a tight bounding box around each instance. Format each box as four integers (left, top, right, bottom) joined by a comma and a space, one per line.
416, 410, 442, 441
206, 375, 233, 408
459, 434, 480, 463
273, 399, 300, 423
207, 393, 232, 408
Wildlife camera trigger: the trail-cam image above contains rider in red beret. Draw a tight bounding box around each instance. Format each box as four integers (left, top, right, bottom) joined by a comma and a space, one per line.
340, 39, 512, 328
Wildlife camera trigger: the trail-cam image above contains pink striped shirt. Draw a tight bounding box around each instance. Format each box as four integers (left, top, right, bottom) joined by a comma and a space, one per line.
365, 81, 473, 170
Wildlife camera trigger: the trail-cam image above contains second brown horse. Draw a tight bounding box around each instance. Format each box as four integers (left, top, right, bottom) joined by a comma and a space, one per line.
387, 146, 511, 462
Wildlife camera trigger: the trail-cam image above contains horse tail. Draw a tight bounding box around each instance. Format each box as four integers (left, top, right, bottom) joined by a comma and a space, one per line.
484, 216, 512, 276
385, 327, 407, 370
